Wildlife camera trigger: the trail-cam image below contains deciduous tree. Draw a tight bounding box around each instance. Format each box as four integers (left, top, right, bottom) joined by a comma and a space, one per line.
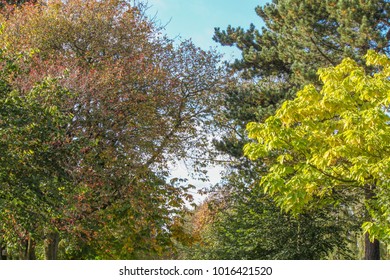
0, 0, 225, 259
0, 49, 77, 259
244, 51, 390, 259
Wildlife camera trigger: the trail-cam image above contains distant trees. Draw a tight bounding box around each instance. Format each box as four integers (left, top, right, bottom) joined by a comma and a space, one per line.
0, 0, 225, 259
180, 183, 355, 260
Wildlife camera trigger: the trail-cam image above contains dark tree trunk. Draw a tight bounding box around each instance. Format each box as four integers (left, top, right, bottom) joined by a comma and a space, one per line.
45, 232, 59, 260
0, 242, 6, 260
363, 185, 380, 260
364, 232, 380, 260
19, 234, 36, 260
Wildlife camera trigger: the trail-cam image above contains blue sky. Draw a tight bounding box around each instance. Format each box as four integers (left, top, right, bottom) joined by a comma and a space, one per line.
144, 1, 270, 199
146, 0, 269, 60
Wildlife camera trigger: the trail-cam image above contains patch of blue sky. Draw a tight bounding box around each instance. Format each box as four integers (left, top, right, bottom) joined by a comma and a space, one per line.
146, 0, 269, 61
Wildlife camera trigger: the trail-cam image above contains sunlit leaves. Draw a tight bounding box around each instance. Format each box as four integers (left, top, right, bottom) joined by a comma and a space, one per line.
244, 52, 390, 239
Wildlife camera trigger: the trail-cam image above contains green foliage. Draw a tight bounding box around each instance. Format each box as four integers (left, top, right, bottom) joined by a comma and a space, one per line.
180, 171, 359, 260
244, 51, 390, 242
213, 0, 390, 160
0, 49, 77, 259
208, 0, 390, 259
0, 0, 225, 259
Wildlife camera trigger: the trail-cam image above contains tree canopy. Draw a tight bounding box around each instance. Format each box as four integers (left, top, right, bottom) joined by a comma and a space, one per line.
0, 0, 225, 259
244, 50, 390, 245
0, 48, 77, 260
213, 0, 390, 159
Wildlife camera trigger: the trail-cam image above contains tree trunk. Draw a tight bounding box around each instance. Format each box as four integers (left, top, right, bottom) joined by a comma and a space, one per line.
0, 242, 6, 260
45, 232, 59, 260
19, 234, 36, 260
26, 235, 36, 260
364, 232, 380, 260
364, 185, 380, 260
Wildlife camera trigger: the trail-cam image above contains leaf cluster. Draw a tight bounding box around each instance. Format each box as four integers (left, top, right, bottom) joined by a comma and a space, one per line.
245, 51, 390, 242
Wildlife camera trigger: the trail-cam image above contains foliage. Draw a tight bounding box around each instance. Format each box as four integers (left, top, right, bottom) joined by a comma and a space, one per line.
213, 0, 390, 161
0, 0, 225, 259
180, 171, 359, 260
206, 0, 390, 259
244, 50, 390, 243
0, 48, 78, 259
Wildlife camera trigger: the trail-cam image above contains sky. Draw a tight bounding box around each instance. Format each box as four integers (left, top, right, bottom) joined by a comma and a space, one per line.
146, 0, 269, 60
145, 0, 270, 201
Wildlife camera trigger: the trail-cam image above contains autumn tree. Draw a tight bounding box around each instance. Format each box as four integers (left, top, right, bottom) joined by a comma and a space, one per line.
0, 0, 36, 8
245, 51, 390, 260
0, 0, 225, 259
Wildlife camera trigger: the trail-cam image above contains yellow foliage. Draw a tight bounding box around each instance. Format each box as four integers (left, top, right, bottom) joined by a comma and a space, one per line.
244, 51, 390, 239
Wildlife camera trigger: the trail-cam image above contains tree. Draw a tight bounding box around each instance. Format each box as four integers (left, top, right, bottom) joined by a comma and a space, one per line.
210, 0, 390, 259
0, 47, 78, 259
244, 50, 390, 260
0, 0, 225, 259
